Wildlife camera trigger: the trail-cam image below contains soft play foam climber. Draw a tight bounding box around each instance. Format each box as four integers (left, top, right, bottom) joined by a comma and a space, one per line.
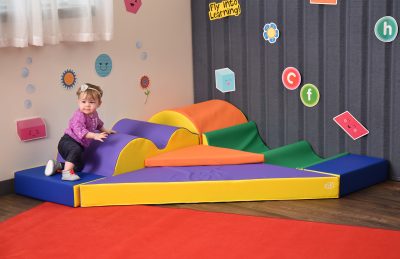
58, 119, 199, 176
15, 99, 389, 207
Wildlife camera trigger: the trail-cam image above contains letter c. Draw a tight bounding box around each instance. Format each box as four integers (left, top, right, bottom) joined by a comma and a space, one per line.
287, 72, 296, 84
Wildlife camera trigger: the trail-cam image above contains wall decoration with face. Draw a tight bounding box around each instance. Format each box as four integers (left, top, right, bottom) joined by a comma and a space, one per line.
333, 111, 369, 140
95, 54, 113, 77
61, 69, 78, 90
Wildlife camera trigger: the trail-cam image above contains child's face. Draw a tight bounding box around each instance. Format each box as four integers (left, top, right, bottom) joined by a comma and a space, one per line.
78, 93, 101, 115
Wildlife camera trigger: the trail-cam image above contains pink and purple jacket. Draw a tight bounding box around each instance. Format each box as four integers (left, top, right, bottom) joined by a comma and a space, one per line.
64, 109, 104, 148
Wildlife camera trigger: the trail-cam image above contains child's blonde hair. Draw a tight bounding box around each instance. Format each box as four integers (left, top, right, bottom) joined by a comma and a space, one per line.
77, 83, 103, 101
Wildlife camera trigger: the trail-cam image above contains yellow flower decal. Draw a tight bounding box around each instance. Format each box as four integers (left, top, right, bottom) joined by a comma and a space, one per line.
263, 23, 279, 44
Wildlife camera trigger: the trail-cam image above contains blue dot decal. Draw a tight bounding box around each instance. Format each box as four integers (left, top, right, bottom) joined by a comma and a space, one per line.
21, 67, 29, 78
140, 51, 148, 61
26, 84, 36, 94
24, 99, 32, 109
136, 40, 143, 49
95, 54, 112, 77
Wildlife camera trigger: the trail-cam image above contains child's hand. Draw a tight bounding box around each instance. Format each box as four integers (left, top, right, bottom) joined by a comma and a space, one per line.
94, 132, 108, 142
102, 129, 116, 134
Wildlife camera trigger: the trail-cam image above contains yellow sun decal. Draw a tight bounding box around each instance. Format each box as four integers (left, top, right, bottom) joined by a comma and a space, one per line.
61, 69, 77, 89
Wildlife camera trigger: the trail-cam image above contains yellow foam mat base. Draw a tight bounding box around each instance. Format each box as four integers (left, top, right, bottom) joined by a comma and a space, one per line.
80, 176, 339, 207
73, 185, 80, 207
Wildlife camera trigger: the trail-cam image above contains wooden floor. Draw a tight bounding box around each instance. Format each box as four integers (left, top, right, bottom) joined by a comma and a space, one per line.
1, 180, 399, 231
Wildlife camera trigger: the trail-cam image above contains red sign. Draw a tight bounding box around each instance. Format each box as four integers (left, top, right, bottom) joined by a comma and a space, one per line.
333, 111, 369, 140
310, 0, 337, 5
282, 67, 301, 90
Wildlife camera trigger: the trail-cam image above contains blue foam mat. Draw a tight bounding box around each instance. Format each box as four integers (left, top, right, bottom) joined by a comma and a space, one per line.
15, 166, 104, 207
306, 154, 388, 196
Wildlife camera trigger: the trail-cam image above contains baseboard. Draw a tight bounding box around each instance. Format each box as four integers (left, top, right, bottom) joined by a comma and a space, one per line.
0, 178, 14, 195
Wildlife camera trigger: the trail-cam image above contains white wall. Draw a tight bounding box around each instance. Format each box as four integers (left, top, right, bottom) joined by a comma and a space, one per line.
0, 0, 193, 181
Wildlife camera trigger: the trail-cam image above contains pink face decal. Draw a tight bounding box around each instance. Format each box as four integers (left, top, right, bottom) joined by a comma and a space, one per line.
333, 111, 369, 140
124, 0, 142, 14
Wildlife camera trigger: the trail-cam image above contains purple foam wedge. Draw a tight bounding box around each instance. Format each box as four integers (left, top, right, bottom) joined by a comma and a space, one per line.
112, 119, 179, 149
82, 133, 138, 176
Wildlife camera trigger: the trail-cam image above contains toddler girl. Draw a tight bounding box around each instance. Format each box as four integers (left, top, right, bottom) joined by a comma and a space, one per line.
44, 83, 115, 181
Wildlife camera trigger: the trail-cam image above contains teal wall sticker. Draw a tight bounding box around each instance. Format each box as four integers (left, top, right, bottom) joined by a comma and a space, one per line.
215, 68, 236, 93
95, 54, 113, 77
375, 16, 398, 43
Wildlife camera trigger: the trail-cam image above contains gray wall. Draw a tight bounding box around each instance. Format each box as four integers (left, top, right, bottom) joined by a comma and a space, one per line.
191, 0, 400, 180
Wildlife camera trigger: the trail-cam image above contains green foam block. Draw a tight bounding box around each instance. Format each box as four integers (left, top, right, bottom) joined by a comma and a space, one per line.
204, 121, 269, 153
263, 140, 348, 169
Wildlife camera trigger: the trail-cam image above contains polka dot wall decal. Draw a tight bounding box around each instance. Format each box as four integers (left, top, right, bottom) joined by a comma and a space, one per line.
60, 69, 78, 89
24, 99, 32, 109
26, 57, 32, 65
136, 40, 143, 49
140, 51, 148, 60
21, 67, 29, 78
26, 84, 36, 94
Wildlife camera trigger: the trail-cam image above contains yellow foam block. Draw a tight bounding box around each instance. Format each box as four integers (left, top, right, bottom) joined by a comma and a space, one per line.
114, 129, 200, 175
80, 176, 339, 207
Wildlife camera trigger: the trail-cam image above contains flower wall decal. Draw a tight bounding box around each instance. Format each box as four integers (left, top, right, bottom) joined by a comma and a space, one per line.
140, 75, 151, 104
263, 22, 279, 44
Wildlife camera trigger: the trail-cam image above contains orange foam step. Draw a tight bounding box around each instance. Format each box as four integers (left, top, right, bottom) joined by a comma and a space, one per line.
145, 145, 264, 167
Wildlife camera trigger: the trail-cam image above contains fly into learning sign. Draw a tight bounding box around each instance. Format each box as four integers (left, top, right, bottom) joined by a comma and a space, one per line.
209, 0, 241, 21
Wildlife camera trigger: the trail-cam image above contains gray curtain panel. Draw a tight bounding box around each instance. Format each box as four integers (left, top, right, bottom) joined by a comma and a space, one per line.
191, 0, 400, 180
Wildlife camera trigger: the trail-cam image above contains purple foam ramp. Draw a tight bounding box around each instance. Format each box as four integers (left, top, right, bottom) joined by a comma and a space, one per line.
82, 133, 138, 176
88, 163, 334, 184
112, 119, 179, 149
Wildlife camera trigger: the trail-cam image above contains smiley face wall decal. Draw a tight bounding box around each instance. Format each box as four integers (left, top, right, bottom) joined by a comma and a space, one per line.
124, 0, 142, 14
95, 54, 112, 77
333, 111, 369, 140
